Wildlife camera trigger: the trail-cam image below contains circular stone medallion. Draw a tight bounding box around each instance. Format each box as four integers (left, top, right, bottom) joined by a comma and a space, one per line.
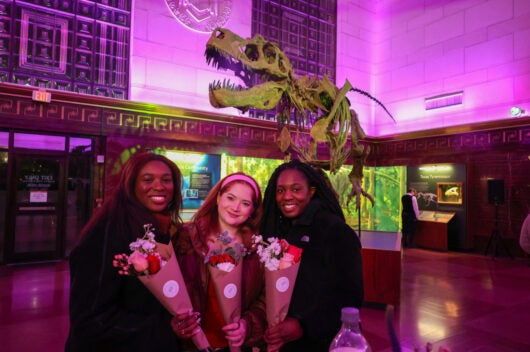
165, 0, 232, 33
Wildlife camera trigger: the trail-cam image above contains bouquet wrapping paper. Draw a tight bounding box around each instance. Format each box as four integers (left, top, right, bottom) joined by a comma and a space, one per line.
264, 261, 300, 326
138, 244, 210, 350
208, 261, 243, 352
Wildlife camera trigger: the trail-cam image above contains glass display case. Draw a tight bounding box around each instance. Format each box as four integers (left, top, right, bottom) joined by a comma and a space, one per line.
416, 211, 456, 250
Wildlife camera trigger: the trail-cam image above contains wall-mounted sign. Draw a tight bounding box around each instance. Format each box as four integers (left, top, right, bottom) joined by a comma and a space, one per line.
30, 190, 48, 203
165, 151, 221, 210
32, 90, 52, 103
22, 174, 55, 189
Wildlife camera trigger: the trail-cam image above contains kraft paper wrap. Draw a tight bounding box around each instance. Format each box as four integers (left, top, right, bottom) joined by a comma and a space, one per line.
208, 261, 243, 352
138, 243, 210, 350
264, 261, 300, 326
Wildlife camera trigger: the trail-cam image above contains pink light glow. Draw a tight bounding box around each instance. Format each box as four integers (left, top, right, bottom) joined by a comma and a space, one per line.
131, 0, 530, 137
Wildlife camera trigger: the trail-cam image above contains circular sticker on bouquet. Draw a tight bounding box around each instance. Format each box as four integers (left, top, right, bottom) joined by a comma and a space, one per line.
223, 283, 238, 299
276, 276, 290, 293
163, 280, 180, 298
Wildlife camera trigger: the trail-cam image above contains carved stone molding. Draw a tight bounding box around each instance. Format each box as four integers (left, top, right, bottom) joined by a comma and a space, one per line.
2, 83, 529, 162
369, 120, 530, 165
0, 84, 280, 154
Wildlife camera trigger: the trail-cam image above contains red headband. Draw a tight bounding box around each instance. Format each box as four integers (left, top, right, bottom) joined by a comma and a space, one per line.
220, 174, 260, 198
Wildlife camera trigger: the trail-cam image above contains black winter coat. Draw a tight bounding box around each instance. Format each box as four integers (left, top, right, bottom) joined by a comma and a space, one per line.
278, 200, 364, 351
65, 220, 180, 352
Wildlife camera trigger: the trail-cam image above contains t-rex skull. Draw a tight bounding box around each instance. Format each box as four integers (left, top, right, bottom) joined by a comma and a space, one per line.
205, 27, 292, 111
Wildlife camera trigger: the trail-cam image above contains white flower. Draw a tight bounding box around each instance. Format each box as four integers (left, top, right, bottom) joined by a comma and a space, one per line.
252, 234, 263, 244
216, 262, 235, 272
253, 236, 302, 271
129, 224, 156, 254
265, 257, 280, 271
269, 240, 282, 256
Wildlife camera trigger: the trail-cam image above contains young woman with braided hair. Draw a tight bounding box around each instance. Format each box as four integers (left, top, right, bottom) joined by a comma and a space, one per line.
260, 159, 364, 352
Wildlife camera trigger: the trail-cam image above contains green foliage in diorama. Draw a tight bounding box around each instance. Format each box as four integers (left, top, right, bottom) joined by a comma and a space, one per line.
326, 165, 405, 232
223, 155, 283, 195
223, 155, 404, 233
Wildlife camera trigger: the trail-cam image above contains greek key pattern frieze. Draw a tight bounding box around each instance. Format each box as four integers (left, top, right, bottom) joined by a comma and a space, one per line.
373, 126, 530, 157
85, 109, 102, 124
0, 96, 16, 114
20, 101, 42, 117
44, 104, 64, 120
504, 129, 520, 143
0, 94, 274, 147
522, 128, 530, 143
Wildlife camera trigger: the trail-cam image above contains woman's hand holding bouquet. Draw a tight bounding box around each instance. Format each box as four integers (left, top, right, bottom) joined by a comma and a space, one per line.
252, 235, 302, 351
113, 224, 211, 350
204, 231, 247, 352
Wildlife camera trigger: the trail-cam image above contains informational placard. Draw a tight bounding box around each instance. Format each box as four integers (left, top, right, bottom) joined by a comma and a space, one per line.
30, 190, 48, 203
165, 151, 220, 210
189, 172, 213, 199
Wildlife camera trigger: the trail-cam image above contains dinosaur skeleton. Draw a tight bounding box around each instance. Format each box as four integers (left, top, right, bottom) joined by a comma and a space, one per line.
205, 28, 394, 209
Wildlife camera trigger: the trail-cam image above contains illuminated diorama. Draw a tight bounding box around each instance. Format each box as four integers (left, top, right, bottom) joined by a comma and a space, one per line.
326, 165, 405, 232
107, 145, 404, 232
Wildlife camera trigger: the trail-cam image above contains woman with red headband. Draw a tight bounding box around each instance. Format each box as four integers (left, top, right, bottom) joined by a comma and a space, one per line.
171, 172, 266, 352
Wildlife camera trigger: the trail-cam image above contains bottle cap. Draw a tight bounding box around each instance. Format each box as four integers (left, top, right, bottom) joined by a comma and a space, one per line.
341, 307, 360, 323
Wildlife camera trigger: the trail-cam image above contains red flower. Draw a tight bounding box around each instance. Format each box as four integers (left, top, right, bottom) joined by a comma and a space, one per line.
147, 254, 161, 274
221, 253, 234, 264
286, 245, 302, 263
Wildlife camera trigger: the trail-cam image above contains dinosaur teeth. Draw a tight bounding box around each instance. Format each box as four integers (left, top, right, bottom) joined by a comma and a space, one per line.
208, 79, 244, 92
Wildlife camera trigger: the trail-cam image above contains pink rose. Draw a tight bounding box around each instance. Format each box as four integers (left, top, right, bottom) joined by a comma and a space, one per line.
279, 252, 294, 269
129, 251, 149, 272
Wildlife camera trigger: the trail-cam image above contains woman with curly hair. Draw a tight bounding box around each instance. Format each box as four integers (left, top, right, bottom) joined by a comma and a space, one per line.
260, 159, 364, 352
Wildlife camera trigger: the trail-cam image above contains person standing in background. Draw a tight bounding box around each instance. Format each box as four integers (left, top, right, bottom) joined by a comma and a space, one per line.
520, 211, 530, 257
401, 187, 420, 248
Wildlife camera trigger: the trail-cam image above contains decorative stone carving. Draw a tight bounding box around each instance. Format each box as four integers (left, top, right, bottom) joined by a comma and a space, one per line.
165, 0, 232, 33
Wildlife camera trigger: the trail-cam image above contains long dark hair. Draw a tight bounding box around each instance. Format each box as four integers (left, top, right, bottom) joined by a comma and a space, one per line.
260, 159, 344, 236
79, 152, 183, 242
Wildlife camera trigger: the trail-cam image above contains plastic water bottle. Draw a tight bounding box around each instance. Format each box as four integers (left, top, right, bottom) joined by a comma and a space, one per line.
329, 307, 372, 352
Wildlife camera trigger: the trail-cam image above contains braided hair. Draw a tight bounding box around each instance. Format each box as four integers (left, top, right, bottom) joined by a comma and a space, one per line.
260, 159, 344, 236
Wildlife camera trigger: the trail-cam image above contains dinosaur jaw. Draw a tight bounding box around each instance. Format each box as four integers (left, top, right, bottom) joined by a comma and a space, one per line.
209, 81, 286, 111
205, 28, 292, 111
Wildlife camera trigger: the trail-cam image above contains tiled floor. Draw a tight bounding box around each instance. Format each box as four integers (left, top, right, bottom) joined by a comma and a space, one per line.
0, 249, 528, 352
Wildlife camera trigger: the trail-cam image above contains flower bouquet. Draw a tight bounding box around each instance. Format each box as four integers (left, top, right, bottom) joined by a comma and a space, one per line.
113, 224, 210, 350
204, 231, 247, 352
252, 235, 302, 329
